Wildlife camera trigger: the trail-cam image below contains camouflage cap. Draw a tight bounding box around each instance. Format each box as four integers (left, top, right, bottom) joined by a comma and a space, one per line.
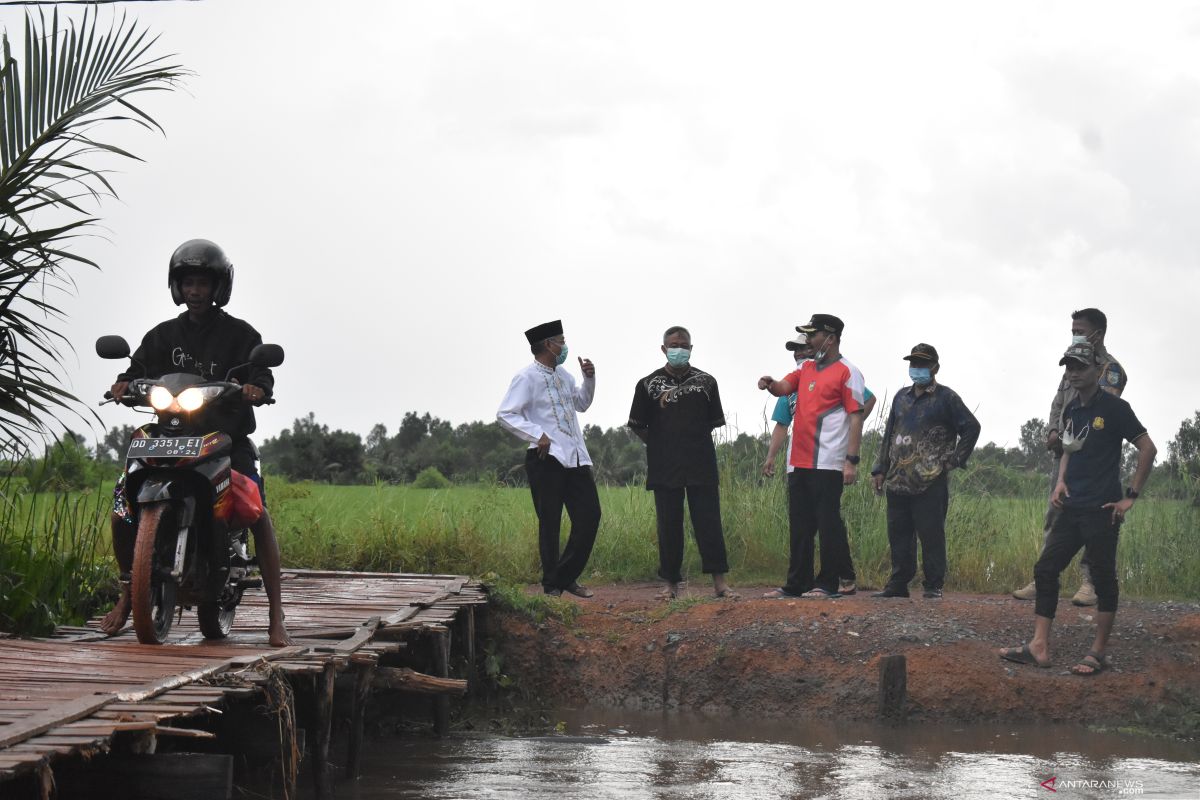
1059, 341, 1097, 367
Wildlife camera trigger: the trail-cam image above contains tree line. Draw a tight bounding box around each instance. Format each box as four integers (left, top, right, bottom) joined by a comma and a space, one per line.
8, 409, 1199, 502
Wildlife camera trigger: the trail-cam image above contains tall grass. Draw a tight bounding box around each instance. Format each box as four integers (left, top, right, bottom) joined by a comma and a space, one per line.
0, 474, 112, 635
267, 475, 1200, 599
2, 468, 1195, 638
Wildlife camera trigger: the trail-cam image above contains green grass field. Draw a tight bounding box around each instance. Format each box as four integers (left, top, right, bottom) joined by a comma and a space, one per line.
3, 475, 1197, 636
267, 477, 1200, 598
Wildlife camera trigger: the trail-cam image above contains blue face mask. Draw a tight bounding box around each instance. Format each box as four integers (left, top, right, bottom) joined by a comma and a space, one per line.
554, 343, 569, 366
666, 347, 691, 367
909, 366, 932, 386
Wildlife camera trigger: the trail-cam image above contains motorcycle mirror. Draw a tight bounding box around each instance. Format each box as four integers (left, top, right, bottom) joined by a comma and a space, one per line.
96, 335, 131, 359
249, 343, 284, 368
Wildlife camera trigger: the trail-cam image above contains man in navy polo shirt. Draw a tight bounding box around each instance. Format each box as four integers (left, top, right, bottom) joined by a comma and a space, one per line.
999, 342, 1156, 675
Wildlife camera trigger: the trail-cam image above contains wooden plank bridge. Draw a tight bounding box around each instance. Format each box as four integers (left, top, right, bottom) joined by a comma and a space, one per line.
0, 569, 487, 799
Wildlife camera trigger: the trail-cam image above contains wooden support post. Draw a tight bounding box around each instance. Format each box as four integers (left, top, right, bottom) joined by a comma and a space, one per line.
345, 659, 377, 780
312, 661, 337, 800
463, 606, 478, 693
432, 626, 451, 737
878, 654, 907, 722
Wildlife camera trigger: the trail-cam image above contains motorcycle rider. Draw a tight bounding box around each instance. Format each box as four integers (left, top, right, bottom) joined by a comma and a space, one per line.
99, 239, 292, 647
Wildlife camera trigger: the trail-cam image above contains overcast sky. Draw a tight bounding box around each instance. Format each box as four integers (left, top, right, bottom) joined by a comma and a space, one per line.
6, 1, 1199, 453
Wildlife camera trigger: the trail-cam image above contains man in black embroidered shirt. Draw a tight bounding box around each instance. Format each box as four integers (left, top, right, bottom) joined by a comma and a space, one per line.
870, 343, 980, 599
628, 326, 736, 600
1000, 341, 1155, 675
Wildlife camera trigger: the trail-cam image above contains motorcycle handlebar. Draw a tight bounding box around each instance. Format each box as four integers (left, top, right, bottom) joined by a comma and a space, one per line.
100, 381, 275, 406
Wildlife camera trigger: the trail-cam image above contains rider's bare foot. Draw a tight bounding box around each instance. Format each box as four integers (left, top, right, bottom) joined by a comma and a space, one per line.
98, 590, 131, 635
268, 614, 293, 647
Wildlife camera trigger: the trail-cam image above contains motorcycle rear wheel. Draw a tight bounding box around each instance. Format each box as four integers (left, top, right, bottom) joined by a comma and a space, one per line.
197, 602, 236, 639
131, 501, 177, 644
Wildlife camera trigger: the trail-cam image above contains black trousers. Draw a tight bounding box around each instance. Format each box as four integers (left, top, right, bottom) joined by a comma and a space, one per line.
525, 451, 601, 591
1034, 506, 1120, 619
1039, 456, 1091, 582
884, 475, 949, 592
653, 485, 729, 584
784, 469, 854, 595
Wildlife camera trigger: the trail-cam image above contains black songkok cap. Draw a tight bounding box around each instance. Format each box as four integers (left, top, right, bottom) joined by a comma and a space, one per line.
524, 320, 564, 345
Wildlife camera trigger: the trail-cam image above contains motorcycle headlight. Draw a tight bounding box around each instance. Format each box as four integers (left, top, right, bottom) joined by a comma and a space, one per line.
149, 386, 174, 411
178, 387, 205, 411
178, 386, 225, 412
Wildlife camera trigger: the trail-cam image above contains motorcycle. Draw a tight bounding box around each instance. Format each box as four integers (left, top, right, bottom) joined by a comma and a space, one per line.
96, 335, 284, 645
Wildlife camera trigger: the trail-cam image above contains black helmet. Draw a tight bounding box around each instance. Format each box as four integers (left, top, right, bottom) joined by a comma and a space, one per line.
168, 239, 234, 307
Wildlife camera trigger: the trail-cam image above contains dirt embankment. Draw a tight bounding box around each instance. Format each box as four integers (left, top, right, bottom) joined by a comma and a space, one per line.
492, 584, 1200, 730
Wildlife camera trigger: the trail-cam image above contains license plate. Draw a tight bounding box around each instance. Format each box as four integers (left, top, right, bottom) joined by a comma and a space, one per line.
127, 437, 204, 459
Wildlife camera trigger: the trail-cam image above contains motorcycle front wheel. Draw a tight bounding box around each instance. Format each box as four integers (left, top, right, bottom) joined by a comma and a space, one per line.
131, 501, 178, 644
197, 601, 236, 639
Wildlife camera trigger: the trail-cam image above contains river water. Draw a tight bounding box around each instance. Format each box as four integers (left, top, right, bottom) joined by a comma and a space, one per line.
332, 709, 1200, 800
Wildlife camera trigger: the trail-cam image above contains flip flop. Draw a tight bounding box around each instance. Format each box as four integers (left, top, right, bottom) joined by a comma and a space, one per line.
714, 588, 740, 599
801, 588, 841, 599
1070, 651, 1110, 676
655, 587, 677, 601
999, 643, 1051, 668
761, 588, 800, 599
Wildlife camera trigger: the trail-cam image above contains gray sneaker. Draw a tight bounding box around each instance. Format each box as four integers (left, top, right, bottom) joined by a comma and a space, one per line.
1012, 581, 1036, 601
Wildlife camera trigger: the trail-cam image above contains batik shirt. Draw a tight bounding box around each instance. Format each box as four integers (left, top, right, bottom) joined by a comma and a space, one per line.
497, 361, 595, 468
628, 366, 725, 489
871, 382, 981, 496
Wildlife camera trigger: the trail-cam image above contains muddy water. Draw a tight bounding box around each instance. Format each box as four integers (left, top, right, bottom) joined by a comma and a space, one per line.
335, 710, 1200, 800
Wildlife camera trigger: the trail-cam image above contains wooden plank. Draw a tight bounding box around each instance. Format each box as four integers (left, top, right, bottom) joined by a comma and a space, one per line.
0, 694, 113, 749
316, 617, 379, 655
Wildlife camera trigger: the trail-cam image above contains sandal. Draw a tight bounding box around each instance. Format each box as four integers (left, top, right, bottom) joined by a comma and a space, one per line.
714, 588, 740, 599
1070, 651, 1110, 676
999, 643, 1051, 668
801, 588, 841, 599
761, 588, 800, 599
655, 587, 677, 601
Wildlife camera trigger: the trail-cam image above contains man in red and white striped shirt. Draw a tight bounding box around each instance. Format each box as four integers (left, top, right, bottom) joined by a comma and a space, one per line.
758, 314, 867, 598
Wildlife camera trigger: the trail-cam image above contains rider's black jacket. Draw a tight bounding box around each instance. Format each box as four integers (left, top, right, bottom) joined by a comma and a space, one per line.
117, 309, 273, 448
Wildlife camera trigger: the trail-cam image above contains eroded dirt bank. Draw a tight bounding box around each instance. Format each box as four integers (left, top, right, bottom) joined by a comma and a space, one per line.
492, 584, 1200, 732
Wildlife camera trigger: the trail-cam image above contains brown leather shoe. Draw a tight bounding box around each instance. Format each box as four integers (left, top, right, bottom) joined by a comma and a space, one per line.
564, 582, 594, 598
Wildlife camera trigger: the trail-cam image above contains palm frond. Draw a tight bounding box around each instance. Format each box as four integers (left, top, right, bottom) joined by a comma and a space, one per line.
0, 8, 187, 454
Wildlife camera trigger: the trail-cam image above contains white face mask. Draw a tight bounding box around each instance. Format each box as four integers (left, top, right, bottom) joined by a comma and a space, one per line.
1071, 334, 1088, 345
1061, 420, 1090, 453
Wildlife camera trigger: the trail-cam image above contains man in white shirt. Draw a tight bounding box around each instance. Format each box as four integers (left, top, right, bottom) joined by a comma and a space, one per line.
497, 320, 600, 597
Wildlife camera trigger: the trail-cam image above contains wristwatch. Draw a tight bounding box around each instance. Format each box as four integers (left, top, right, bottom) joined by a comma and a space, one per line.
845, 454, 861, 465
1125, 487, 1139, 500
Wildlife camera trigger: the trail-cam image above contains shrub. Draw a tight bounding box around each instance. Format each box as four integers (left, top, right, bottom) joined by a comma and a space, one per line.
411, 466, 452, 490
